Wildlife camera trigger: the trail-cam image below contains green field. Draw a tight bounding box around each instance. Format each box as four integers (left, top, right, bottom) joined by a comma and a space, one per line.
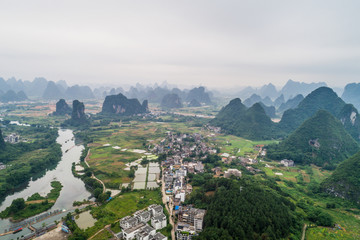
214, 134, 278, 157
85, 190, 162, 237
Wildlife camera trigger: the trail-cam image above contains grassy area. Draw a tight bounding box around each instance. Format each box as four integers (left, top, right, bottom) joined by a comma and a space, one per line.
214, 134, 278, 157
84, 190, 162, 237
91, 229, 113, 240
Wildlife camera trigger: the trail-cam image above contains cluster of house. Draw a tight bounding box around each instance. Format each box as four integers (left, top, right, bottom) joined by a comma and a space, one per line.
4, 133, 20, 143
152, 132, 217, 159
117, 204, 168, 240
175, 205, 206, 240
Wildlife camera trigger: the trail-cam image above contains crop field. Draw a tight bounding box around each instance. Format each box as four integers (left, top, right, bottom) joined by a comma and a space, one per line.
214, 134, 278, 157
87, 119, 209, 188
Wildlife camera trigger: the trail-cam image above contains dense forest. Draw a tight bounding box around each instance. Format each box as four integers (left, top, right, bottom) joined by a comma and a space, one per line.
187, 177, 303, 240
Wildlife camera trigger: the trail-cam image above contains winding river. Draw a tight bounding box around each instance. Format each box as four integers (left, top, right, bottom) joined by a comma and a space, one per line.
0, 129, 92, 239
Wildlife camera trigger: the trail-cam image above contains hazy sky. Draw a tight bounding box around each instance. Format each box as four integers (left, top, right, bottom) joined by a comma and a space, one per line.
0, 0, 359, 88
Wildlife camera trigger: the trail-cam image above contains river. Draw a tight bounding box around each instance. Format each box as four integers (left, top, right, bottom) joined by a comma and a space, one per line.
0, 129, 92, 239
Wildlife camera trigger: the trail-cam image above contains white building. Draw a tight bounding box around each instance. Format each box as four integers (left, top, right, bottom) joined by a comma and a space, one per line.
151, 213, 167, 230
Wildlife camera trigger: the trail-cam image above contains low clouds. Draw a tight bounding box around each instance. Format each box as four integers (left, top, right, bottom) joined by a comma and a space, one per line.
0, 0, 359, 87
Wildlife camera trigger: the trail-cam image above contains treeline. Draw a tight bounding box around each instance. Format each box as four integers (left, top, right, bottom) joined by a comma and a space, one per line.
0, 127, 61, 201
188, 177, 302, 240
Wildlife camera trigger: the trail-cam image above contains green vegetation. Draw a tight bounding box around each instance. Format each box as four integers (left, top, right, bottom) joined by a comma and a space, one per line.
189, 177, 302, 239
0, 181, 63, 220
267, 110, 359, 166
73, 190, 162, 238
321, 151, 360, 202
279, 87, 360, 141
210, 98, 282, 140
0, 126, 61, 201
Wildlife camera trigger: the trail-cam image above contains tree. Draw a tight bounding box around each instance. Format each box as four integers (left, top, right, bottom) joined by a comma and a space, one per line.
10, 198, 26, 213
0, 129, 5, 150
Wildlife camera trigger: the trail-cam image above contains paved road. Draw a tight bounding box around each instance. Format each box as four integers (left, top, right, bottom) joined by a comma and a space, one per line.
161, 171, 175, 240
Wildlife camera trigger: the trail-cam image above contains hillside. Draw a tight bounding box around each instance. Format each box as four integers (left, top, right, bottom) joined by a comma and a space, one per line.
278, 94, 304, 113
211, 99, 279, 140
186, 87, 211, 104
161, 93, 183, 108
268, 110, 359, 166
321, 151, 360, 202
42, 81, 64, 100
101, 93, 148, 116
0, 90, 28, 103
279, 87, 360, 141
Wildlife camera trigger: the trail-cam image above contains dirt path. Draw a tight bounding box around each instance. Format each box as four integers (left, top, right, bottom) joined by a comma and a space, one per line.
161, 170, 175, 240
301, 223, 307, 240
84, 149, 106, 194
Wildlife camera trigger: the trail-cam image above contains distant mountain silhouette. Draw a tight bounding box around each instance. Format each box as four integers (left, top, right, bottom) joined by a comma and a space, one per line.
161, 94, 183, 109
101, 93, 148, 116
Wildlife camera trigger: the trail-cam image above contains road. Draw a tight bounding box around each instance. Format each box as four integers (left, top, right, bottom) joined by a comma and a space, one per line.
161, 171, 176, 240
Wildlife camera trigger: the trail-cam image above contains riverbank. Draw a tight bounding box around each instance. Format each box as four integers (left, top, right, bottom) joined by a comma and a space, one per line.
0, 129, 92, 240
0, 181, 63, 222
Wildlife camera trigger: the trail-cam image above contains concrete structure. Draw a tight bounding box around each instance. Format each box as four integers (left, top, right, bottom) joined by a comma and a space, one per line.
280, 159, 295, 167
151, 213, 167, 230
224, 168, 242, 178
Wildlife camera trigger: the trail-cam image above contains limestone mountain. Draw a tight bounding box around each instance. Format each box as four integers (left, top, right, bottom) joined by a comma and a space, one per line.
268, 110, 359, 166
243, 94, 263, 107
341, 83, 360, 110
161, 93, 183, 109
211, 99, 279, 140
0, 90, 28, 102
279, 87, 360, 141
259, 102, 276, 118
259, 83, 278, 99
274, 94, 285, 108
188, 99, 201, 107
53, 99, 72, 116
66, 85, 95, 99
279, 79, 327, 100
321, 151, 360, 203
186, 87, 211, 104
277, 94, 304, 113
42, 81, 64, 100
71, 100, 88, 124
101, 93, 148, 116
